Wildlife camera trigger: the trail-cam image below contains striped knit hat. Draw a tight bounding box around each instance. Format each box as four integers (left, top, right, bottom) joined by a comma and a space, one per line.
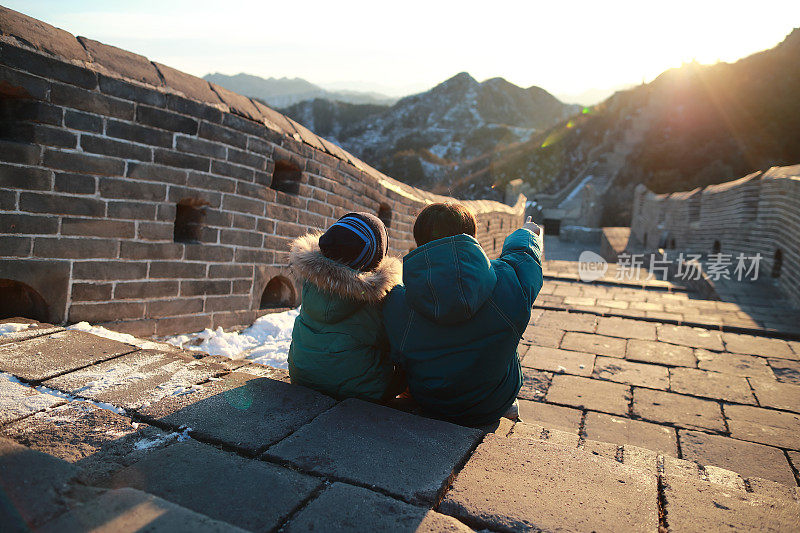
319, 212, 388, 272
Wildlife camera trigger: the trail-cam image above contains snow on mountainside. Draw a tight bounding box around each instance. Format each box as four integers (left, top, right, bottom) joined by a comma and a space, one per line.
282, 72, 580, 190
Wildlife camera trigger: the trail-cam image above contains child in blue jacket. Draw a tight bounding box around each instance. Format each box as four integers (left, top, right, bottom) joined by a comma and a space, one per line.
382, 203, 543, 426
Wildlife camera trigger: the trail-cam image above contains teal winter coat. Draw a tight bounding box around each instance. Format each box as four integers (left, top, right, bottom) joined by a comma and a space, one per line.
383, 229, 543, 426
287, 233, 403, 401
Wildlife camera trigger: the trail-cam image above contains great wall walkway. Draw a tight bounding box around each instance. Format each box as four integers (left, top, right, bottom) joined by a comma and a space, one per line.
2, 241, 799, 532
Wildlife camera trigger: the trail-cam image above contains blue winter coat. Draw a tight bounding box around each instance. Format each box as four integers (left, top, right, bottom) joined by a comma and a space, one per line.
383, 229, 543, 426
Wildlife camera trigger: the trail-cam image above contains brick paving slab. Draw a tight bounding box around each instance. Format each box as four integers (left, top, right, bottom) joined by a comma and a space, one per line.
678, 429, 797, 486
37, 487, 248, 533
593, 356, 669, 388
520, 325, 564, 348
534, 310, 597, 333
439, 436, 658, 532
1, 402, 172, 485
669, 367, 756, 404
696, 349, 775, 378
747, 477, 800, 503
284, 482, 472, 533
521, 346, 594, 376
0, 330, 136, 381
0, 437, 78, 528
0, 375, 64, 425
235, 362, 291, 382
749, 378, 800, 413
581, 438, 621, 460
704, 465, 748, 491
626, 338, 696, 367
137, 372, 336, 454
724, 404, 800, 450
662, 474, 800, 531
518, 368, 552, 401
517, 400, 581, 433
0, 320, 64, 346
595, 316, 657, 340
583, 411, 678, 456
266, 398, 482, 504
656, 324, 724, 351
769, 358, 800, 385
561, 331, 627, 357
546, 374, 630, 415
632, 388, 725, 432
722, 332, 796, 359
662, 454, 701, 478
512, 422, 580, 448
44, 349, 227, 409
198, 354, 250, 371
107, 440, 321, 532
622, 444, 658, 475
788, 451, 800, 475
791, 341, 800, 357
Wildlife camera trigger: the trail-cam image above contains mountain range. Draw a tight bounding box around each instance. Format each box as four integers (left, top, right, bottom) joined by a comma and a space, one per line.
207, 29, 799, 225
281, 73, 580, 189
437, 28, 800, 223
202, 73, 396, 107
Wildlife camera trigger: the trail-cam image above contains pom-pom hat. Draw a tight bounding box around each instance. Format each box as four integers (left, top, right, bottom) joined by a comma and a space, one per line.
318, 212, 388, 271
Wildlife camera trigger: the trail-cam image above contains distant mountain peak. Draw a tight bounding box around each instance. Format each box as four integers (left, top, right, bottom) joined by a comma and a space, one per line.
201, 72, 395, 107
435, 72, 479, 90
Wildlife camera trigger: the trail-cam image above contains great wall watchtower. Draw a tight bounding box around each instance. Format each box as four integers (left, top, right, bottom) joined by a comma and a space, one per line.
0, 7, 524, 336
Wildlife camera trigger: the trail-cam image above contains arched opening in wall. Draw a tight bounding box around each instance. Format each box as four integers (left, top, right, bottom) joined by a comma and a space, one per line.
493, 237, 497, 251
771, 249, 783, 278
669, 238, 676, 249
643, 233, 648, 247
271, 160, 302, 195
174, 198, 209, 243
0, 279, 49, 322
377, 203, 392, 229
712, 240, 721, 254
486, 220, 491, 232
260, 276, 297, 309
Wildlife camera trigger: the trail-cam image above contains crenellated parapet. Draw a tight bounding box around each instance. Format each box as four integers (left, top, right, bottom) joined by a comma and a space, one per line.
0, 7, 525, 336
630, 165, 800, 307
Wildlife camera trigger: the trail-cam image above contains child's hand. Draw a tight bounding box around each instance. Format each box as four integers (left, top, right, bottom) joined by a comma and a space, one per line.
522, 216, 541, 236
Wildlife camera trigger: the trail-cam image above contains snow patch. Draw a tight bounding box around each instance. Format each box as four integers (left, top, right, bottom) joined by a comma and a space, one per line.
0, 323, 34, 336
67, 322, 173, 351
164, 308, 299, 369
33, 383, 126, 415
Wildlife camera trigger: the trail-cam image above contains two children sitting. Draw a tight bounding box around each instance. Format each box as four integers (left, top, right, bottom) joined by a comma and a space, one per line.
287, 203, 543, 427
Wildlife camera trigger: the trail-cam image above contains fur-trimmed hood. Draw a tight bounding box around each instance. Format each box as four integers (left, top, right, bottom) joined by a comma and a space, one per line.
289, 232, 402, 303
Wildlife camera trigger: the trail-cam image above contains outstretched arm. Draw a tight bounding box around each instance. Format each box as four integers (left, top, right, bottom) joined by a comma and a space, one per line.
497, 216, 544, 309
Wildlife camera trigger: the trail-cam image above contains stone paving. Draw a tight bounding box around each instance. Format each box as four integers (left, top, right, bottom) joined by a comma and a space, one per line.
1, 249, 800, 531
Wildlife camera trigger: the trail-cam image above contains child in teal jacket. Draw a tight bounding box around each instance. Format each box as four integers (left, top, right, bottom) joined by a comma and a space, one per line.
288, 212, 403, 401
383, 203, 543, 426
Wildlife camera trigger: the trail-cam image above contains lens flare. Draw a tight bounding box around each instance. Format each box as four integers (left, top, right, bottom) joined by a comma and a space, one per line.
224, 385, 254, 410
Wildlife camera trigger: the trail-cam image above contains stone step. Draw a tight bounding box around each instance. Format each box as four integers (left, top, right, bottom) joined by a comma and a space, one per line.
499, 418, 800, 505
441, 426, 800, 532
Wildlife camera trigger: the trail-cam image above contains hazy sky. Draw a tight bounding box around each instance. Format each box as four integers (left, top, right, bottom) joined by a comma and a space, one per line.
7, 1, 800, 100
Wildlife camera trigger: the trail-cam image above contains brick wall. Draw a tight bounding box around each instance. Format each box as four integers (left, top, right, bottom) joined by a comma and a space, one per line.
0, 7, 525, 336
630, 165, 800, 307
